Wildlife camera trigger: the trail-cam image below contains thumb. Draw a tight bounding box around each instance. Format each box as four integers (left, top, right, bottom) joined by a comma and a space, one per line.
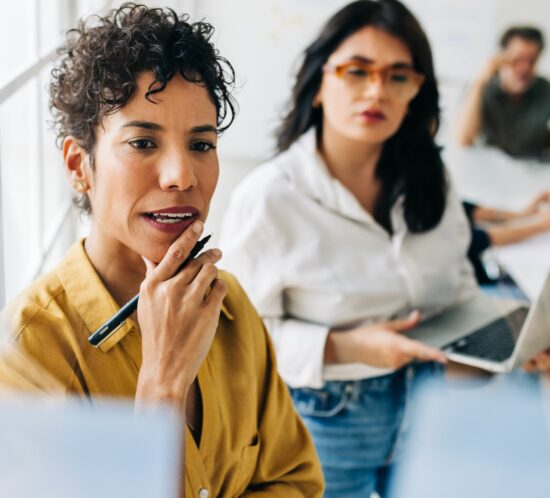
387, 310, 421, 333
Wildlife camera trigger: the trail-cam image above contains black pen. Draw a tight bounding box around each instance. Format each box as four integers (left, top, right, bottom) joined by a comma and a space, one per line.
88, 234, 212, 348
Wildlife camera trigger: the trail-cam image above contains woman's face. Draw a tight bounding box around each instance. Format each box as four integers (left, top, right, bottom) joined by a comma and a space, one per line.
316, 26, 417, 146
77, 72, 219, 263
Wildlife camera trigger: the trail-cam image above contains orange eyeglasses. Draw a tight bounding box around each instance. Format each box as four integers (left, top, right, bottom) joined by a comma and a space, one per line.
322, 60, 425, 102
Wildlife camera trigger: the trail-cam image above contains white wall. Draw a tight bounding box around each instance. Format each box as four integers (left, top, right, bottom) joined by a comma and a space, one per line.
196, 0, 550, 164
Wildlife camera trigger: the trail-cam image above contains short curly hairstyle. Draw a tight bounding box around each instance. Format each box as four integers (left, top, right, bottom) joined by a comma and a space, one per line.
50, 2, 236, 214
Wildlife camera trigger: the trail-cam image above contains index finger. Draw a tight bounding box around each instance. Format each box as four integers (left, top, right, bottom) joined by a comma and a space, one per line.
147, 220, 204, 283
401, 337, 448, 364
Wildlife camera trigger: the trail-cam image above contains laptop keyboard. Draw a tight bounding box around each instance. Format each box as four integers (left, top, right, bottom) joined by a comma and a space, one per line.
443, 306, 529, 362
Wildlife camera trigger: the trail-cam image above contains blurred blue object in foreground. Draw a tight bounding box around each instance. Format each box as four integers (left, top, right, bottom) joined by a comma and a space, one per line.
389, 378, 550, 498
0, 395, 182, 498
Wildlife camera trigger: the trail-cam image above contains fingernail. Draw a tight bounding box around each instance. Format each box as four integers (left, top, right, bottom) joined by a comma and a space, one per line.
192, 220, 204, 234
211, 248, 222, 258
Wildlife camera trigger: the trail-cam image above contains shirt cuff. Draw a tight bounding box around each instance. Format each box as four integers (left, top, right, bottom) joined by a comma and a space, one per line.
263, 317, 329, 389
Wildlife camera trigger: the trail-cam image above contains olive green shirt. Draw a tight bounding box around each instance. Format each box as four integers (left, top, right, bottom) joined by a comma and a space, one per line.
482, 75, 550, 158
0, 240, 323, 497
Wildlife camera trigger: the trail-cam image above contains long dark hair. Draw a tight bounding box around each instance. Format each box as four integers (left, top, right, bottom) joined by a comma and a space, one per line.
276, 0, 446, 233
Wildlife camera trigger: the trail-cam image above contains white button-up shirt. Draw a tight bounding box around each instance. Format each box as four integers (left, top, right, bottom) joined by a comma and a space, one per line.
219, 130, 478, 388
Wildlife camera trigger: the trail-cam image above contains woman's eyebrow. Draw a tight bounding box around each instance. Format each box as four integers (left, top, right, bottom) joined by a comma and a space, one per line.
120, 122, 217, 134
191, 124, 218, 134
121, 120, 164, 131
348, 55, 414, 69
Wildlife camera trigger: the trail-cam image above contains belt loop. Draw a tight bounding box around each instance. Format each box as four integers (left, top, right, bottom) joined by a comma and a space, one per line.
344, 381, 356, 401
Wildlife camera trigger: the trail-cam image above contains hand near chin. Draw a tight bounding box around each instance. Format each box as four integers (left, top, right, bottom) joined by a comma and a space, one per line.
135, 221, 227, 408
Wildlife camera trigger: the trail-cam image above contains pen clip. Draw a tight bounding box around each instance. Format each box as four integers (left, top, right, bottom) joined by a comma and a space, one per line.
89, 320, 126, 348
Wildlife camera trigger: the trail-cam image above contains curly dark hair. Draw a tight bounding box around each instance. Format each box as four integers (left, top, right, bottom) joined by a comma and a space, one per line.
277, 0, 446, 233
50, 2, 236, 214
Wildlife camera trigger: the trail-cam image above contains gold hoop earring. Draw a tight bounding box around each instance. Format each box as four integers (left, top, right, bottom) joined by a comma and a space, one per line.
72, 180, 87, 192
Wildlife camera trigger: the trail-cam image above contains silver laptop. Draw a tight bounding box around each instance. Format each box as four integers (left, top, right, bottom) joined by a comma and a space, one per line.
407, 271, 550, 372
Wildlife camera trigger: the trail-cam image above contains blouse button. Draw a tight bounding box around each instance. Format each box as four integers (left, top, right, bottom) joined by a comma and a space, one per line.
198, 488, 209, 498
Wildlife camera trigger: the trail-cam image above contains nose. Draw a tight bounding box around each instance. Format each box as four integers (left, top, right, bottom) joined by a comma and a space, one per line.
362, 73, 386, 99
158, 148, 198, 192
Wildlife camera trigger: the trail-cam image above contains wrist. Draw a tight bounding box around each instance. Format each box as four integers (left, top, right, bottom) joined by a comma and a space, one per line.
325, 329, 360, 364
135, 366, 193, 408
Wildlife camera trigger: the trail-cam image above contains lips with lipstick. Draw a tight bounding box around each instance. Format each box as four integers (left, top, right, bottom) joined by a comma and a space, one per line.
143, 206, 200, 233
361, 109, 387, 122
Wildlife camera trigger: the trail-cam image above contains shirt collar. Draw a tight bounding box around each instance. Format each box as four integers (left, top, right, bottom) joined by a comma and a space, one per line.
57, 239, 233, 353
291, 129, 402, 232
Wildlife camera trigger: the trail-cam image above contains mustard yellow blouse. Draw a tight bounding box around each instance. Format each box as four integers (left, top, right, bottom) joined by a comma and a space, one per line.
0, 240, 323, 497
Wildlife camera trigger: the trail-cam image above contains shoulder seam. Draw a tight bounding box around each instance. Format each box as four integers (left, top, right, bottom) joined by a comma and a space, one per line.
12, 286, 67, 341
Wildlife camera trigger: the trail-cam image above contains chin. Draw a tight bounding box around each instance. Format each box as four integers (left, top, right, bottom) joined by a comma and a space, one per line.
147, 245, 173, 266
131, 239, 171, 266
351, 127, 396, 144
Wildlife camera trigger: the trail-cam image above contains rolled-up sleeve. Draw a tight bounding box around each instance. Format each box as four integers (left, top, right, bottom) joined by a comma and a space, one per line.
263, 317, 329, 389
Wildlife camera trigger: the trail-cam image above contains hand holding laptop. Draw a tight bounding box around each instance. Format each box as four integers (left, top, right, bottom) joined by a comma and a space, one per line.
524, 348, 550, 373
408, 269, 550, 373
325, 310, 448, 369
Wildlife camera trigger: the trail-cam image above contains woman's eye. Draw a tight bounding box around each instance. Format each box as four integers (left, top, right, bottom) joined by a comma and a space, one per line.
389, 73, 409, 83
191, 141, 216, 153
128, 138, 156, 150
345, 66, 368, 77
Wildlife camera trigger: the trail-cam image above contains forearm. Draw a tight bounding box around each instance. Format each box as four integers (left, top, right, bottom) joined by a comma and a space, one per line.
324, 329, 358, 364
487, 219, 548, 245
472, 205, 518, 223
454, 80, 487, 146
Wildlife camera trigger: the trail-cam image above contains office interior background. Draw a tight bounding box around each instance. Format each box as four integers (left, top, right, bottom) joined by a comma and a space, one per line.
1, 0, 550, 307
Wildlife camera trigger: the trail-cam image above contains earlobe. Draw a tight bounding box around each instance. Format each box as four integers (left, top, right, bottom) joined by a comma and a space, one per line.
312, 88, 322, 109
63, 137, 91, 192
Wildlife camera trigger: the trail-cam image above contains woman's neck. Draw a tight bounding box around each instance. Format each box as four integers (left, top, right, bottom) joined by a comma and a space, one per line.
318, 127, 384, 214
84, 228, 146, 306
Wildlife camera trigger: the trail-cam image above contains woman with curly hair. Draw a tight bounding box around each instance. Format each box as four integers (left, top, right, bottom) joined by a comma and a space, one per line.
0, 4, 323, 497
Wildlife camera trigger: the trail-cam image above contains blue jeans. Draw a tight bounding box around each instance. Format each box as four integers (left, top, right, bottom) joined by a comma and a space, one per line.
289, 362, 442, 498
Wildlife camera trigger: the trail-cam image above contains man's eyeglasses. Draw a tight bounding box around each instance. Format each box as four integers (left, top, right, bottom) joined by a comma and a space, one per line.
322, 60, 425, 102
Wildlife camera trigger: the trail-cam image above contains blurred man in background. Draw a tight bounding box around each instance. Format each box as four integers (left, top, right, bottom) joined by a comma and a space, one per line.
455, 26, 550, 159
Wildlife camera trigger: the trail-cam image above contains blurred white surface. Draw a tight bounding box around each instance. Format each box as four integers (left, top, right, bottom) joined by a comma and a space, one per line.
444, 145, 550, 299
0, 396, 182, 498
389, 377, 550, 498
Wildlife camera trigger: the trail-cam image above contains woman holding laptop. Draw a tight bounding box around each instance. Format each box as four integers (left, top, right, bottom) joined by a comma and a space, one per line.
220, 1, 478, 496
